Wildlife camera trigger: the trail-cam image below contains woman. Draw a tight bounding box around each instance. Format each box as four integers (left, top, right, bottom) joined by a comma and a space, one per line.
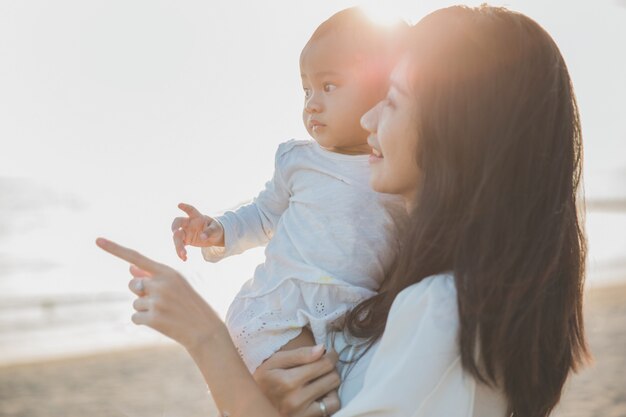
97, 5, 588, 417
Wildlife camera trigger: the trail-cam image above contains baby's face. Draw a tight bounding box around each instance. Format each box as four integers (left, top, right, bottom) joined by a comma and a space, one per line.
300, 34, 387, 155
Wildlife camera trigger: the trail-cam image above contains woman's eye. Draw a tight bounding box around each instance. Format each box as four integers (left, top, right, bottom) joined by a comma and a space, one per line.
323, 83, 336, 93
303, 88, 311, 99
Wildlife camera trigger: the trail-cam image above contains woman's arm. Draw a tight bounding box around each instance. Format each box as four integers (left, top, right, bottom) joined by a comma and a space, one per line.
96, 238, 280, 417
185, 327, 281, 416
97, 238, 341, 417
201, 142, 291, 263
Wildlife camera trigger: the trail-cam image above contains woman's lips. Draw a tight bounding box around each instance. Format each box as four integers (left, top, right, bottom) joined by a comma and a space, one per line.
367, 135, 383, 163
369, 147, 383, 164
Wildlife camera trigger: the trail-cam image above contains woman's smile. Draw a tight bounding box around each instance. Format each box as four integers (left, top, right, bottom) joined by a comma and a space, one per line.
368, 144, 384, 164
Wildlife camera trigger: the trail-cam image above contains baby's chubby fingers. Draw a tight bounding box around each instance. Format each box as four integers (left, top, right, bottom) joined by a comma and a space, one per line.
171, 216, 190, 261
178, 202, 202, 218
172, 228, 187, 261
200, 220, 219, 240
171, 216, 189, 232
200, 219, 225, 246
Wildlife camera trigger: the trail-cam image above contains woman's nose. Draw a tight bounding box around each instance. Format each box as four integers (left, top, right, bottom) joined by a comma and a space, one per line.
361, 101, 381, 132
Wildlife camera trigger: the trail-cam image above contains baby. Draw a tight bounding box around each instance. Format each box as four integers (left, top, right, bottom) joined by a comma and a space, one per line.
171, 8, 409, 374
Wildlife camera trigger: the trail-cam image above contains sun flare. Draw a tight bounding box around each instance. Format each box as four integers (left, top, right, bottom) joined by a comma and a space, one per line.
358, 2, 413, 26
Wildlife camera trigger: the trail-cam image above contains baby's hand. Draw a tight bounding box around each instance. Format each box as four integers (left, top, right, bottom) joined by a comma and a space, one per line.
171, 203, 225, 261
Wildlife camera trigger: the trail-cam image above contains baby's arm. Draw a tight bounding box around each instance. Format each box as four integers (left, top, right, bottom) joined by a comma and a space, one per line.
201, 145, 291, 262
202, 178, 289, 261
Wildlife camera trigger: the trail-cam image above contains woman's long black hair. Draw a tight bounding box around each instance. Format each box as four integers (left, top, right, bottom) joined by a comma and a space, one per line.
343, 6, 589, 417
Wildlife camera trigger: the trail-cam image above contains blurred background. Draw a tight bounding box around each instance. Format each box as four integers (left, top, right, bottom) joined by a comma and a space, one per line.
1, 0, 624, 416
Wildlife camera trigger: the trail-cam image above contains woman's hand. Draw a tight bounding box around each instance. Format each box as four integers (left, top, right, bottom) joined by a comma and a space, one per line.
254, 346, 342, 416
96, 237, 341, 416
95, 237, 223, 352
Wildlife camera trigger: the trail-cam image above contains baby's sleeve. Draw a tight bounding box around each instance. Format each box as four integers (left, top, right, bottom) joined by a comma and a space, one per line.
202, 142, 291, 262
333, 275, 478, 417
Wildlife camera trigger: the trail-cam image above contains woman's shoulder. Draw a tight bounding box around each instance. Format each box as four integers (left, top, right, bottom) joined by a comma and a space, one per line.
390, 272, 457, 319
381, 273, 460, 345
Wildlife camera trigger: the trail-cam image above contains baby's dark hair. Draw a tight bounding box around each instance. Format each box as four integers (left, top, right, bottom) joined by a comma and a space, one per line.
304, 7, 410, 69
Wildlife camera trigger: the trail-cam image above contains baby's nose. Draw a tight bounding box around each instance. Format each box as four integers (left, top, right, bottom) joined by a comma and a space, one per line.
305, 95, 322, 113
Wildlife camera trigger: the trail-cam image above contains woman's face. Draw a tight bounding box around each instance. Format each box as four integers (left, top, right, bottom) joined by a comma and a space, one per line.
361, 58, 421, 204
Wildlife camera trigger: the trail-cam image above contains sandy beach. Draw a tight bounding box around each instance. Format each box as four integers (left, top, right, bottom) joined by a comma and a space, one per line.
1, 284, 624, 417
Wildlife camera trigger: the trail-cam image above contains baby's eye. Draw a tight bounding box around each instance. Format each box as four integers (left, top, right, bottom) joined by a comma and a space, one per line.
323, 83, 336, 93
303, 88, 311, 99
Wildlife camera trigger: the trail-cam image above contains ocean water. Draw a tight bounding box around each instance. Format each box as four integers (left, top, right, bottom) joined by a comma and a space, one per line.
0, 176, 624, 366
0, 176, 269, 365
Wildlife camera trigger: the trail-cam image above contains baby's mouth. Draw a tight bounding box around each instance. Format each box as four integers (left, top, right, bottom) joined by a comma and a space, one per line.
309, 120, 326, 131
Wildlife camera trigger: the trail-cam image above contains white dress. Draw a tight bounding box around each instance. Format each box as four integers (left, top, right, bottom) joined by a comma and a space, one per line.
330, 274, 508, 417
202, 139, 407, 372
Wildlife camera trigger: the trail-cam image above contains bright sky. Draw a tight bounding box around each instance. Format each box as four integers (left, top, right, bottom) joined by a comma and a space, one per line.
1, 0, 625, 194
0, 1, 625, 317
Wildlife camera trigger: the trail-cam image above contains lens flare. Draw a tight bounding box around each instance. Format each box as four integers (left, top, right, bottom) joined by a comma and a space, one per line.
358, 2, 412, 26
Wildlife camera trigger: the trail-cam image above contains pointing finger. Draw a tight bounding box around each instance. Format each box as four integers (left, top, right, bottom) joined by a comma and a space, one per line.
96, 237, 169, 274
178, 203, 202, 218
